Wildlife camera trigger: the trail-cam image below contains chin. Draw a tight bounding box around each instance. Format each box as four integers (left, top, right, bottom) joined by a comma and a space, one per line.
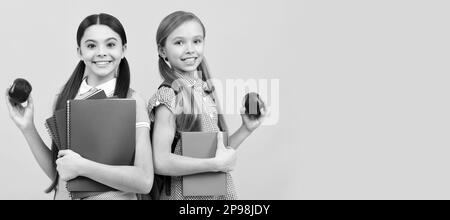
91, 69, 115, 78
181, 65, 200, 73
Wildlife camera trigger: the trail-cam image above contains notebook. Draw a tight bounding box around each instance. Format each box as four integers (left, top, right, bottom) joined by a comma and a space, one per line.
54, 109, 67, 150
181, 132, 228, 196
45, 116, 61, 149
66, 99, 136, 192
46, 89, 107, 150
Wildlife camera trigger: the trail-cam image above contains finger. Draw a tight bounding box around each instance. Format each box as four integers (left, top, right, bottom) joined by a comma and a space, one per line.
58, 150, 69, 158
257, 110, 267, 125
262, 107, 270, 118
240, 108, 248, 118
27, 95, 34, 109
5, 87, 12, 106
5, 87, 10, 98
5, 89, 14, 114
217, 132, 223, 142
260, 107, 266, 116
217, 132, 225, 148
5, 87, 23, 112
258, 95, 267, 107
258, 109, 268, 124
239, 107, 245, 115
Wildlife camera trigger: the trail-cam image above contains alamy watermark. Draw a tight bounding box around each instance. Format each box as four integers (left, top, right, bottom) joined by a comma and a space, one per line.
171, 77, 279, 126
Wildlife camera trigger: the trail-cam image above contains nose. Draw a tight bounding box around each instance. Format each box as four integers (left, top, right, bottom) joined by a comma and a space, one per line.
185, 42, 194, 54
97, 45, 107, 57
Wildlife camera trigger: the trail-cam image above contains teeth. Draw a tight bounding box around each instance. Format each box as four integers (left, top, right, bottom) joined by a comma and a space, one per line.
95, 61, 110, 65
182, 58, 196, 64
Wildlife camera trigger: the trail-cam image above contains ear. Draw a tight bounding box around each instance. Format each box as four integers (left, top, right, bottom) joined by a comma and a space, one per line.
158, 45, 167, 59
122, 44, 127, 59
77, 47, 82, 60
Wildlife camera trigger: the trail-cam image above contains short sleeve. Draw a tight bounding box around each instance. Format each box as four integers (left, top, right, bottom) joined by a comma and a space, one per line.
147, 87, 176, 122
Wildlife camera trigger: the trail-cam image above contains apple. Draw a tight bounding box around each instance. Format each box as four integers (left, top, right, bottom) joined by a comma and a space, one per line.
244, 92, 265, 120
9, 78, 32, 105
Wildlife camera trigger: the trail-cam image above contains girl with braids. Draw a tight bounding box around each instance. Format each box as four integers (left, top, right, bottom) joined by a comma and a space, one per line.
5, 13, 153, 200
148, 11, 265, 200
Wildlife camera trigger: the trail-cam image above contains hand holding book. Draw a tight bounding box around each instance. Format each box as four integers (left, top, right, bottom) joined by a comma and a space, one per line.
181, 132, 234, 196
213, 132, 237, 173
56, 149, 84, 181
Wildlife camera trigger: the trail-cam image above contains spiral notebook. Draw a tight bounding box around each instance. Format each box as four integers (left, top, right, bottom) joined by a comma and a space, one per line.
66, 99, 136, 192
45, 89, 107, 150
181, 132, 228, 196
45, 116, 61, 148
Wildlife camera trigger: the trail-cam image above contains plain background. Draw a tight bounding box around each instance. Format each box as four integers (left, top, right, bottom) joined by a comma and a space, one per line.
0, 0, 449, 199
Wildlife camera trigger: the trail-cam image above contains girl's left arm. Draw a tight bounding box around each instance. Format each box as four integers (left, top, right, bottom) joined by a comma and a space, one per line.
56, 94, 153, 194
228, 107, 266, 150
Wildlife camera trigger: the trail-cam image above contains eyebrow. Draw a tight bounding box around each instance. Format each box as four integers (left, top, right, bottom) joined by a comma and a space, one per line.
171, 35, 204, 41
84, 37, 119, 44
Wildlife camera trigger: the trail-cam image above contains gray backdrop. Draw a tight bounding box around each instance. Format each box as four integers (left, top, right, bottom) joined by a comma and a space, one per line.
1, 0, 449, 199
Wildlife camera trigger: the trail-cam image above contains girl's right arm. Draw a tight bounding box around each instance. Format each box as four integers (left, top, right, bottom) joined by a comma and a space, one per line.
152, 105, 236, 176
5, 89, 56, 180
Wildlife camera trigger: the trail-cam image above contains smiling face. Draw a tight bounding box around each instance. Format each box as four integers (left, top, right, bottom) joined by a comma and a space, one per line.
160, 20, 205, 75
78, 24, 126, 83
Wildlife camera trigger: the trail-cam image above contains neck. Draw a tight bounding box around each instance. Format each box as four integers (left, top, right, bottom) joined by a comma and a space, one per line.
176, 69, 198, 79
86, 72, 116, 87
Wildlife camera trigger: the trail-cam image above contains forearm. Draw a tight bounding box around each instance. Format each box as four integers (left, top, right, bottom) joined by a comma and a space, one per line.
229, 125, 252, 150
155, 153, 218, 176
152, 105, 219, 176
79, 160, 152, 194
21, 125, 56, 180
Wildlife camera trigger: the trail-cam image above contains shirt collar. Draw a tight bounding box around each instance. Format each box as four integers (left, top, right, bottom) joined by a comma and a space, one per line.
179, 72, 208, 90
78, 76, 117, 97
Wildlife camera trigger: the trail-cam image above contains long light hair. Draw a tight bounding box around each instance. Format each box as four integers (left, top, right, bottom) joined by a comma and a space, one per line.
156, 11, 228, 132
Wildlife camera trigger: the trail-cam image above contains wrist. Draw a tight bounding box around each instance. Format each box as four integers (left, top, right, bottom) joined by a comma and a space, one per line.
21, 123, 37, 135
77, 157, 90, 176
240, 124, 253, 134
209, 158, 221, 172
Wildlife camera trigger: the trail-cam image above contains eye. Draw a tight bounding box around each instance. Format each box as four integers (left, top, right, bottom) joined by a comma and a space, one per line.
87, 44, 96, 49
174, 41, 183, 46
107, 42, 116, 48
194, 39, 203, 44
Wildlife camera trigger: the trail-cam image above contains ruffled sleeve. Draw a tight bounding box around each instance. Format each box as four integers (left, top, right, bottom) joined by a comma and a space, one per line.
147, 86, 176, 122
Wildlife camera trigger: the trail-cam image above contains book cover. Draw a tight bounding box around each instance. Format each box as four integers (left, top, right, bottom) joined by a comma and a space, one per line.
47, 89, 107, 150
181, 132, 228, 196
66, 99, 136, 192
44, 116, 61, 149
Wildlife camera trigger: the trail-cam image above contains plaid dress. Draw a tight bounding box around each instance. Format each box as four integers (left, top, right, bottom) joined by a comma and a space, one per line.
148, 76, 238, 200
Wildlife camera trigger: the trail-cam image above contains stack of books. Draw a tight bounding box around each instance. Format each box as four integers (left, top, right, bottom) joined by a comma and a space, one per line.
45, 90, 136, 199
